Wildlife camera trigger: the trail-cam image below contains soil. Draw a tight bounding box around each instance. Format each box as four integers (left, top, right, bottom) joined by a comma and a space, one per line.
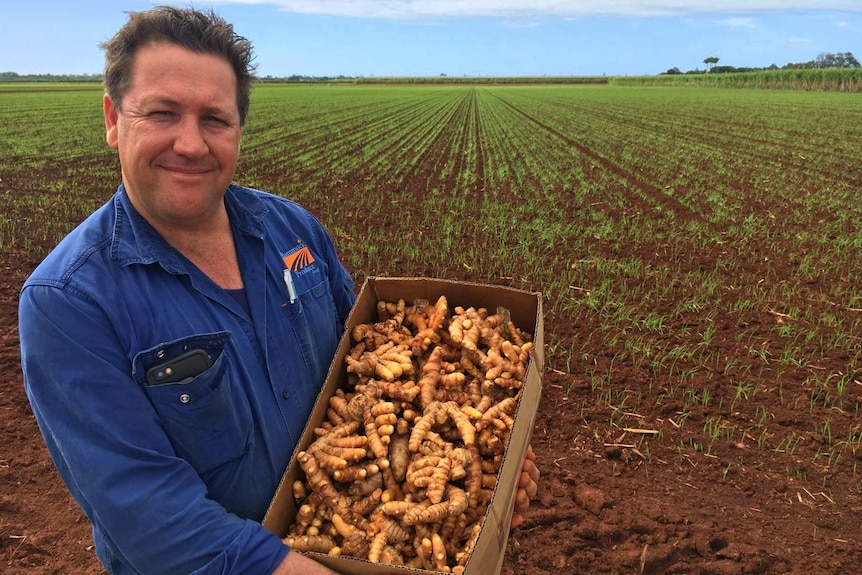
4, 229, 862, 575
3, 101, 862, 573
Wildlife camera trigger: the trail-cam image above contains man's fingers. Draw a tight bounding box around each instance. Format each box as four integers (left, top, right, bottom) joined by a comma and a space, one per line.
527, 465, 542, 483
525, 475, 538, 499
510, 445, 540, 530
519, 460, 540, 489
518, 469, 538, 498
514, 487, 530, 512
527, 459, 540, 482
510, 512, 525, 529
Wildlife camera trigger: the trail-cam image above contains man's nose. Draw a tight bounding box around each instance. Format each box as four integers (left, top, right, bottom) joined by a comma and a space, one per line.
173, 117, 208, 157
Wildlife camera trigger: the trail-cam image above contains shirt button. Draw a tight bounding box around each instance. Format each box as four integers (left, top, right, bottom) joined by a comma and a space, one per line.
179, 394, 191, 404
281, 390, 290, 400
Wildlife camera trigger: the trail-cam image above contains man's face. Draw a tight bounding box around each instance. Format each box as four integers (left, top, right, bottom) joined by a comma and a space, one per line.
103, 42, 243, 232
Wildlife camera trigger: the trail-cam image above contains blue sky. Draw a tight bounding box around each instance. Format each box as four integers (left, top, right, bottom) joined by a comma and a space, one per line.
1, 1, 859, 77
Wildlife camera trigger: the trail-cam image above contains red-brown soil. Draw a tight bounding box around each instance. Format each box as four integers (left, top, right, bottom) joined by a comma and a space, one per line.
4, 228, 862, 575
3, 88, 862, 575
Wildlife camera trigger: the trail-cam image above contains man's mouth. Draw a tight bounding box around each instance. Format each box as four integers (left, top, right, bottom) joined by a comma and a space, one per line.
161, 165, 211, 176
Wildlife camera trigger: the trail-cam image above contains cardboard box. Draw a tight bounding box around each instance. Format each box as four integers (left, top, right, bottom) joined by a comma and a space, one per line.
263, 277, 544, 574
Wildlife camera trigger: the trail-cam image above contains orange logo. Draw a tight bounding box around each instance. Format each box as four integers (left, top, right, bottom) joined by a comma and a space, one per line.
282, 246, 315, 271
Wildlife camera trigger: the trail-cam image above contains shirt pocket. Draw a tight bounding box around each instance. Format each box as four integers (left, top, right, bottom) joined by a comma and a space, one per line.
281, 270, 340, 387
136, 332, 253, 478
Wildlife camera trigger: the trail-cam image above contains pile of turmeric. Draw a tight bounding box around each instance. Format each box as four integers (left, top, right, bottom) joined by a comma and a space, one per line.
282, 295, 534, 573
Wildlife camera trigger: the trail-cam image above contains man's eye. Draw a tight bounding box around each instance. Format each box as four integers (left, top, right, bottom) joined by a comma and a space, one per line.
205, 115, 228, 125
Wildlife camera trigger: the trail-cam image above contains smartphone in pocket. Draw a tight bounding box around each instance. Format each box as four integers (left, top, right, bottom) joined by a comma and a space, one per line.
145, 349, 212, 386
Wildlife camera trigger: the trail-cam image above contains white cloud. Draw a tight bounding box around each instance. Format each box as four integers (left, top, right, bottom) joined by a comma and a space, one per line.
500, 19, 543, 28
717, 17, 757, 28
206, 0, 862, 19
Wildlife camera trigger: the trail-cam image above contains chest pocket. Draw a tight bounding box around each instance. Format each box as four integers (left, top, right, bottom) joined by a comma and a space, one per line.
281, 267, 340, 390
135, 332, 253, 478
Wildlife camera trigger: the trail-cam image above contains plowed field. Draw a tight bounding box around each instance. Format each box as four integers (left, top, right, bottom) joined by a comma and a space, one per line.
2, 84, 862, 574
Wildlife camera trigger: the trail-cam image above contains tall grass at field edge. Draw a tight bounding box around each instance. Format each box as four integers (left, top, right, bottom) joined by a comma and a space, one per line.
612, 68, 862, 92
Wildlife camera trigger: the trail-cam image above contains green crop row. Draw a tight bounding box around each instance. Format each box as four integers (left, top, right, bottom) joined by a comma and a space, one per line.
3, 83, 861, 485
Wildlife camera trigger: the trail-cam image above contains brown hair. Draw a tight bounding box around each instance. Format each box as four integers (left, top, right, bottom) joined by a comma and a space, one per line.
101, 5, 256, 125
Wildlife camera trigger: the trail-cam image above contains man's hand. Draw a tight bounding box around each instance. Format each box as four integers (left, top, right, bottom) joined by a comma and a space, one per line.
510, 444, 540, 529
272, 549, 342, 575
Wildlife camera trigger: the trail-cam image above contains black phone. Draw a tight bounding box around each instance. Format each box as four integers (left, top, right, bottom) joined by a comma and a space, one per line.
145, 349, 212, 386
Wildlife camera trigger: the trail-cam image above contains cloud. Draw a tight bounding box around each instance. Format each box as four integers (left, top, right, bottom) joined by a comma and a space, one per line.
500, 19, 543, 29
207, 0, 862, 20
717, 17, 757, 28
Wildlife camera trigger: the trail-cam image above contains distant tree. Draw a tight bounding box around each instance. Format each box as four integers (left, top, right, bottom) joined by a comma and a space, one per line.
843, 52, 860, 67
814, 52, 860, 69
703, 56, 720, 72
0, 71, 102, 82
662, 67, 682, 75
816, 52, 837, 68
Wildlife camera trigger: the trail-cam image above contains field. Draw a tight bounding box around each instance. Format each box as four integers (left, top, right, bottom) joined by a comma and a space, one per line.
2, 82, 862, 574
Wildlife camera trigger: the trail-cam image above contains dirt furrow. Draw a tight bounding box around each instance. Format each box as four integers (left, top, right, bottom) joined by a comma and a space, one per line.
490, 92, 712, 229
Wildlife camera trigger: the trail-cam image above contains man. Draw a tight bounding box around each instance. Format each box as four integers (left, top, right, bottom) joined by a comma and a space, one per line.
19, 6, 537, 575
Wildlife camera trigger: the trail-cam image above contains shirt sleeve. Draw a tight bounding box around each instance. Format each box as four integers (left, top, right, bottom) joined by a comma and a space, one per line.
19, 284, 289, 575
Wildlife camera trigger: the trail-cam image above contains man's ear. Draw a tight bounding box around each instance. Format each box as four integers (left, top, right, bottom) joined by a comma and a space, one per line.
104, 94, 119, 150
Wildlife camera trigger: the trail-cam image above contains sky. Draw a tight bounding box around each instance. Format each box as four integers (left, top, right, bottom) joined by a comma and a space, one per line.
1, 1, 860, 77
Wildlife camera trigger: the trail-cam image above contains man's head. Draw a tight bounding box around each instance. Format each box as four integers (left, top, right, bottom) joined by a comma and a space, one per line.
101, 6, 256, 126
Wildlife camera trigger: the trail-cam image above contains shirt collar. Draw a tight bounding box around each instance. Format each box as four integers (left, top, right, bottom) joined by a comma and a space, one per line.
110, 184, 269, 270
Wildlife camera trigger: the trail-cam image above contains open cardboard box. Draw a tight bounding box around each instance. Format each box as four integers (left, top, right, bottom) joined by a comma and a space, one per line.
263, 277, 544, 574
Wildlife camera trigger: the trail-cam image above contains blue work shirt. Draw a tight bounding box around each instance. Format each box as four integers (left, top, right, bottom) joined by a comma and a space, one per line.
19, 184, 356, 575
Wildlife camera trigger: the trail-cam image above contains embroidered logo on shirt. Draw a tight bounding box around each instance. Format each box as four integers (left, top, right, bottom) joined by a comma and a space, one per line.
282, 245, 316, 272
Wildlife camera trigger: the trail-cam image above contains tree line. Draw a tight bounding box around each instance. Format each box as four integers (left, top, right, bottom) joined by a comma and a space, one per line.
3, 51, 859, 83
0, 71, 102, 82
663, 51, 860, 75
